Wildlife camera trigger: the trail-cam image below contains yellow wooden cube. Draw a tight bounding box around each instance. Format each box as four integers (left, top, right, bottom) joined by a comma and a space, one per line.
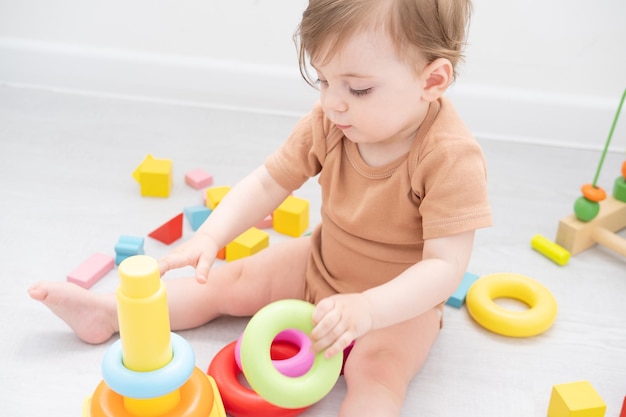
132, 154, 173, 198
548, 381, 606, 417
226, 227, 269, 262
205, 186, 231, 210
273, 196, 309, 237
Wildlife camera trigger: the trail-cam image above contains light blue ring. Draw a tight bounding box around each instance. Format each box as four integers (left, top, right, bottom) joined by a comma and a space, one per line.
101, 332, 195, 399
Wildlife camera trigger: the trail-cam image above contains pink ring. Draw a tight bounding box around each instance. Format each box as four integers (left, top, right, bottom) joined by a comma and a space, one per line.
235, 329, 314, 377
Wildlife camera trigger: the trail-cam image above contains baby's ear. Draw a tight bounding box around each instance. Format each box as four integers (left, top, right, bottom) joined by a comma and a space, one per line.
421, 58, 453, 102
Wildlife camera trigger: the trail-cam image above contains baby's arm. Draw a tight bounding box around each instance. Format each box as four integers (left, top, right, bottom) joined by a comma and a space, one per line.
159, 164, 291, 282
311, 230, 475, 357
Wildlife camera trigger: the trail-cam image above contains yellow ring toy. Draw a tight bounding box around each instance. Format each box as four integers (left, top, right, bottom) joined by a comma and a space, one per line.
466, 273, 557, 337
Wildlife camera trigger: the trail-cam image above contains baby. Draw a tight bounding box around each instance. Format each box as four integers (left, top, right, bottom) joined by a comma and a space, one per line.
30, 0, 491, 415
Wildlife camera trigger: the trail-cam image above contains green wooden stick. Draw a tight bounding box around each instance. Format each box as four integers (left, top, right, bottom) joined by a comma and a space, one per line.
592, 88, 626, 187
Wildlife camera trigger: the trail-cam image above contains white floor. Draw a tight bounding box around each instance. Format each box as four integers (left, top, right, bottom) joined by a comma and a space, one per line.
1, 85, 625, 417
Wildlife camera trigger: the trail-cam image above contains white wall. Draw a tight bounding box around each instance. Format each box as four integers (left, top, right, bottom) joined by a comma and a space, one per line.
1, 0, 625, 149
466, 0, 625, 98
0, 1, 305, 66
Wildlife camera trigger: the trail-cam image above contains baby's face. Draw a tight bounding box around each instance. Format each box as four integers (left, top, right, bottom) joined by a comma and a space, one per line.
312, 29, 432, 156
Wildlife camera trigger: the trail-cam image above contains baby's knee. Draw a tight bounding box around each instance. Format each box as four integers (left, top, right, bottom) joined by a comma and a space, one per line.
343, 351, 411, 398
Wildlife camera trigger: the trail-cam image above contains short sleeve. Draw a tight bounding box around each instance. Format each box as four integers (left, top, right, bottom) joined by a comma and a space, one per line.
265, 103, 341, 191
412, 135, 492, 240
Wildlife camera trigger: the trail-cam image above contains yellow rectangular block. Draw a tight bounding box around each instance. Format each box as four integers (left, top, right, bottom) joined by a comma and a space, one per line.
205, 186, 231, 210
226, 227, 269, 262
273, 196, 309, 237
548, 381, 606, 417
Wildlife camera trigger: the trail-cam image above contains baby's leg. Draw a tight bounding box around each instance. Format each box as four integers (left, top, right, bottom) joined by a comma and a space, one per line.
28, 237, 311, 344
339, 308, 441, 417
166, 236, 310, 329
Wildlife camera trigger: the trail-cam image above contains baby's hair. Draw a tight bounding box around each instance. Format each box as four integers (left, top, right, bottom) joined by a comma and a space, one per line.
295, 0, 472, 86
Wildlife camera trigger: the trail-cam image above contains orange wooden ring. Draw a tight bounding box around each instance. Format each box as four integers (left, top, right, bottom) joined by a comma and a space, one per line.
580, 183, 606, 202
90, 367, 215, 417
621, 161, 626, 179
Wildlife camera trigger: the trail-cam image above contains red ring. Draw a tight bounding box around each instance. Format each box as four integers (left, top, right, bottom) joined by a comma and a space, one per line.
207, 341, 309, 417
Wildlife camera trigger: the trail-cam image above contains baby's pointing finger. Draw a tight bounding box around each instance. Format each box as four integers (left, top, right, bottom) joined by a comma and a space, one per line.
159, 252, 188, 273
158, 255, 179, 276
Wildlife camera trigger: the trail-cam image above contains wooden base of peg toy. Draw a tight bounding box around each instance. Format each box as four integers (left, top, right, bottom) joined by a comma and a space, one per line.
556, 196, 626, 257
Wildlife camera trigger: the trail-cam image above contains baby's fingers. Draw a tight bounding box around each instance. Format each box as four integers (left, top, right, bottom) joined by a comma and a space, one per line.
158, 254, 182, 276
194, 253, 215, 283
311, 326, 353, 359
158, 249, 198, 276
311, 298, 338, 339
311, 302, 347, 356
321, 333, 354, 358
311, 297, 334, 325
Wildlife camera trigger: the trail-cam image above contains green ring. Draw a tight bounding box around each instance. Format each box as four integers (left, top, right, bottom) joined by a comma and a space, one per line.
240, 299, 342, 409
613, 176, 626, 203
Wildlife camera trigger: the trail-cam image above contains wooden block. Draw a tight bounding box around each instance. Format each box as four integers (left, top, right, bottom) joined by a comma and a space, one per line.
619, 396, 626, 417
531, 234, 570, 266
67, 253, 114, 289
273, 196, 309, 237
114, 235, 145, 256
132, 154, 173, 198
548, 381, 606, 417
556, 197, 626, 255
149, 213, 183, 245
446, 272, 479, 308
114, 235, 145, 265
184, 205, 212, 231
226, 227, 269, 262
185, 168, 213, 189
205, 186, 231, 210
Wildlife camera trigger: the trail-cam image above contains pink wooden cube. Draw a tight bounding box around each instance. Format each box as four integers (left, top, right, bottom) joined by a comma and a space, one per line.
185, 168, 213, 189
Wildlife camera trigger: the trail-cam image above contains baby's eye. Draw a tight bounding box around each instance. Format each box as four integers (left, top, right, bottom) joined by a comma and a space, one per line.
349, 87, 372, 97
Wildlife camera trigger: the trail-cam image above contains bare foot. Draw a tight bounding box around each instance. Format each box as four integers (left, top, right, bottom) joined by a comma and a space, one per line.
28, 281, 118, 344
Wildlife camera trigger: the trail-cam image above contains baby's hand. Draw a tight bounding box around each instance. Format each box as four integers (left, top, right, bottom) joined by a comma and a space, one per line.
310, 293, 373, 358
158, 233, 219, 283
